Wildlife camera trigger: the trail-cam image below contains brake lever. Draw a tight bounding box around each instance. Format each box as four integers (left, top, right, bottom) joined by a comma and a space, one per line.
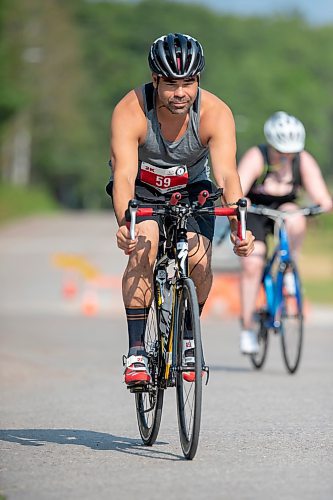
308, 205, 323, 216
197, 190, 210, 206
170, 192, 182, 206
128, 199, 138, 240
237, 198, 247, 241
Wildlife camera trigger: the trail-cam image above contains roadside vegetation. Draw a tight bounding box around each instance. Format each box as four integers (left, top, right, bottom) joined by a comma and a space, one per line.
0, 0, 332, 303
0, 183, 59, 224
301, 212, 333, 304
1, 0, 332, 208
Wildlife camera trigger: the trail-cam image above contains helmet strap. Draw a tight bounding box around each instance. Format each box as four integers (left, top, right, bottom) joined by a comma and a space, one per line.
152, 74, 160, 89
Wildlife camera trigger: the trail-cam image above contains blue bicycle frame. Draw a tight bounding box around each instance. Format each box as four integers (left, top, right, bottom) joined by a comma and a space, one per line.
262, 221, 302, 330
248, 203, 322, 373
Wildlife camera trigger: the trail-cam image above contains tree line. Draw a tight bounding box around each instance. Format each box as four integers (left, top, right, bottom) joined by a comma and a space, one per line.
1, 0, 332, 207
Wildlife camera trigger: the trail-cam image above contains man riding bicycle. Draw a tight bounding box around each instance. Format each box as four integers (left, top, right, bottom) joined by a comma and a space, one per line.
237, 111, 332, 355
107, 33, 254, 386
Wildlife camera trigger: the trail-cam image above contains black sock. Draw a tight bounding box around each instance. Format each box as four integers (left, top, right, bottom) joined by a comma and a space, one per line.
125, 307, 150, 356
184, 301, 205, 340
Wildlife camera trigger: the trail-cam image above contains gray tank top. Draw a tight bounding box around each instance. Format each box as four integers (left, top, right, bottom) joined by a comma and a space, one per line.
138, 82, 210, 185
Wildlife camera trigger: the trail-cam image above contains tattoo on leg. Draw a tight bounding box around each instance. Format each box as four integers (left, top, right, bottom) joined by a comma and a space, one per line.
189, 237, 212, 276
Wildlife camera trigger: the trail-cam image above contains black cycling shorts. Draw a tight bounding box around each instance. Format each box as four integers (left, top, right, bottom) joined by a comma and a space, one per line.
247, 212, 274, 243
106, 179, 217, 242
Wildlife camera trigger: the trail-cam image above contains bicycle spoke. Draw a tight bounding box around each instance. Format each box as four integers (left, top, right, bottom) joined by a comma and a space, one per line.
135, 300, 164, 445
280, 266, 303, 374
183, 385, 195, 436
176, 279, 202, 460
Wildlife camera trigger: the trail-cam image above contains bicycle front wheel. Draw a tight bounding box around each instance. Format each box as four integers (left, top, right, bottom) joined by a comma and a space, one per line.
135, 300, 164, 445
175, 278, 202, 460
280, 264, 303, 374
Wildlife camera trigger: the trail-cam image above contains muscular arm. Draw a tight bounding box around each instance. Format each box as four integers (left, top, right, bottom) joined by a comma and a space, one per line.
110, 89, 145, 226
299, 151, 333, 212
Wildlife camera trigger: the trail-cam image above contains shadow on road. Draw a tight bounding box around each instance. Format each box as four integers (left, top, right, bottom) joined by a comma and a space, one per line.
209, 364, 252, 372
0, 428, 183, 461
210, 364, 294, 377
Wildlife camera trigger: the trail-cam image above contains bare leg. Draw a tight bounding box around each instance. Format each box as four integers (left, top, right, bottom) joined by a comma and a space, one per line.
122, 220, 159, 308
240, 240, 266, 330
279, 202, 307, 259
188, 233, 213, 305
122, 221, 160, 385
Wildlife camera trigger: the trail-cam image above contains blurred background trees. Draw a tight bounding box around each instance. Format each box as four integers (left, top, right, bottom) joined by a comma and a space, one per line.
1, 0, 332, 209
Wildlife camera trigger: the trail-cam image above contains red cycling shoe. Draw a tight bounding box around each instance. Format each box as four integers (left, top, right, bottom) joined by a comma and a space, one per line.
182, 340, 204, 382
124, 354, 151, 386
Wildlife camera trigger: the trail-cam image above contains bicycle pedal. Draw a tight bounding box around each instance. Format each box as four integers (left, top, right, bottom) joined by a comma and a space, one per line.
128, 383, 151, 394
203, 365, 210, 385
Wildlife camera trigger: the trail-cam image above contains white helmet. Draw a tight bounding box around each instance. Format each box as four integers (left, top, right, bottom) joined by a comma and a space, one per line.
264, 111, 306, 153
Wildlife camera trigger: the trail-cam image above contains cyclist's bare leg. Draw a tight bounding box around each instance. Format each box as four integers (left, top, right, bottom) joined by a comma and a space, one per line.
188, 232, 212, 305
279, 202, 306, 259
240, 240, 266, 330
122, 221, 159, 384
122, 220, 159, 308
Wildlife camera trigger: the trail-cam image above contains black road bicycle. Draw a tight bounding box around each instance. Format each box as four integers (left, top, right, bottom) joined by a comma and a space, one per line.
126, 189, 247, 459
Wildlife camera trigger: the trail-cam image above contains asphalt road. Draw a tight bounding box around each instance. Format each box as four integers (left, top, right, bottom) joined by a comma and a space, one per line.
0, 213, 332, 500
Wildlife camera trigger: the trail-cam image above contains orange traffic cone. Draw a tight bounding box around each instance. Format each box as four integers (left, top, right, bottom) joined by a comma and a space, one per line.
81, 289, 99, 316
62, 272, 78, 300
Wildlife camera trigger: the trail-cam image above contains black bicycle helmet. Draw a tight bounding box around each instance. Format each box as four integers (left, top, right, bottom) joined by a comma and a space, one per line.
148, 33, 205, 78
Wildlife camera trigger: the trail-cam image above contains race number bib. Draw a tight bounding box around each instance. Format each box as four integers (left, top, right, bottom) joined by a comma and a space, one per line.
140, 162, 189, 193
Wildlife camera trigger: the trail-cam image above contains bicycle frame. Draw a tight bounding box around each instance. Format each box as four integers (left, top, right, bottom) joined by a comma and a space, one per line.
129, 191, 247, 386
262, 221, 302, 329
248, 203, 322, 374
155, 218, 190, 386
251, 203, 322, 328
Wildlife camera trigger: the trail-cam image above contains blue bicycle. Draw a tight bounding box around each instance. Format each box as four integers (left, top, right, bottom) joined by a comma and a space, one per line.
248, 204, 323, 374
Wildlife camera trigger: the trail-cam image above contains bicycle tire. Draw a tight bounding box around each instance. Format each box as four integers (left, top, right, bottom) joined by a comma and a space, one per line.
175, 278, 202, 460
251, 310, 269, 369
135, 300, 164, 445
280, 263, 303, 374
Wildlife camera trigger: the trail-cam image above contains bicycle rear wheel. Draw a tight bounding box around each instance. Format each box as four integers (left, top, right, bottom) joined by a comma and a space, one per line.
175, 278, 202, 460
135, 300, 164, 445
251, 309, 269, 369
280, 264, 303, 374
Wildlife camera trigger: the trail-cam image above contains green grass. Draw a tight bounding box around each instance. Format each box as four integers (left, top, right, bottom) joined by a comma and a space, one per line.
301, 211, 333, 304
266, 211, 333, 304
303, 212, 333, 253
303, 279, 333, 304
0, 183, 59, 224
